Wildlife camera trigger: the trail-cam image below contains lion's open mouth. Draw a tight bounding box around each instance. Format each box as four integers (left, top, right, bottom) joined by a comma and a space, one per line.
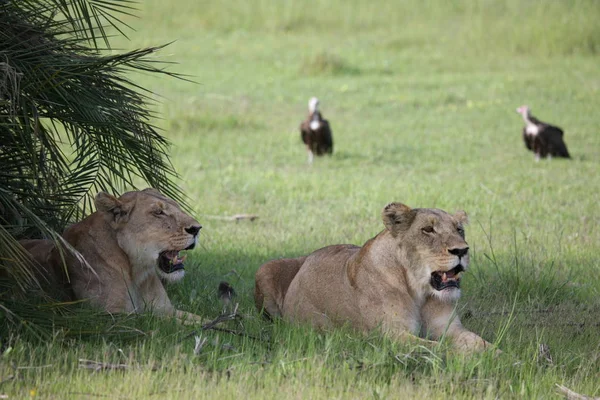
158, 250, 186, 274
430, 264, 464, 291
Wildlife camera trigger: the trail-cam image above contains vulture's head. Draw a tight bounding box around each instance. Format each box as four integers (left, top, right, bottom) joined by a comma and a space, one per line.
308, 97, 320, 114
516, 105, 531, 118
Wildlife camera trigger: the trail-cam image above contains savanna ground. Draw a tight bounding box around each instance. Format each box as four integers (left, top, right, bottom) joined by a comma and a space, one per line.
2, 1, 600, 398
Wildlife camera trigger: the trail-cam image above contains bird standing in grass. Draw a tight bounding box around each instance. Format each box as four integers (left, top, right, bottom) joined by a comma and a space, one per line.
516, 105, 571, 161
300, 97, 333, 164
218, 281, 236, 310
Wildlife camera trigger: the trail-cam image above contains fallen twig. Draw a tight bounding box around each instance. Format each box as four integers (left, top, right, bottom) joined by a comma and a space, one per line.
78, 359, 129, 372
67, 392, 129, 399
180, 305, 242, 342
556, 384, 600, 400
16, 364, 53, 370
211, 326, 269, 343
202, 303, 241, 330
538, 344, 553, 365
180, 305, 271, 348
194, 335, 208, 356
202, 214, 259, 222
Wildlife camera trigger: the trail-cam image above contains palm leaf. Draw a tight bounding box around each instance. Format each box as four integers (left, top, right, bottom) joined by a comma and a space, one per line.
0, 0, 191, 333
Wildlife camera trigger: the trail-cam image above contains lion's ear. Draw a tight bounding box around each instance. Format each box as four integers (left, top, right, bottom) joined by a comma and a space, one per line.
382, 202, 413, 235
454, 210, 469, 225
95, 192, 130, 223
142, 188, 162, 196
95, 192, 120, 212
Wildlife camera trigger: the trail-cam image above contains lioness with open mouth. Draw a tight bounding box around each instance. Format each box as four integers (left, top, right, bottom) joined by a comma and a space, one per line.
255, 203, 494, 353
21, 188, 204, 322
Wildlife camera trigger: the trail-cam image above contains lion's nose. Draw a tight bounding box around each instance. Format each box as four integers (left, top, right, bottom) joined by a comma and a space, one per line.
185, 225, 202, 236
448, 246, 469, 258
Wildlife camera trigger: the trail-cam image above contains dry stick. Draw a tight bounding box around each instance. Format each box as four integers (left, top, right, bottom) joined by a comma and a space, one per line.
537, 344, 553, 365
16, 364, 54, 370
78, 359, 129, 372
180, 305, 270, 347
78, 359, 160, 373
556, 384, 600, 400
194, 335, 208, 356
205, 326, 270, 347
201, 303, 241, 330
66, 393, 129, 399
202, 214, 259, 222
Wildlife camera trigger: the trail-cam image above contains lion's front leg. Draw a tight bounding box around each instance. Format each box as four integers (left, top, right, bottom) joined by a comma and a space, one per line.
387, 330, 440, 349
421, 296, 496, 354
378, 311, 439, 350
139, 275, 205, 324
175, 309, 209, 326
450, 330, 493, 353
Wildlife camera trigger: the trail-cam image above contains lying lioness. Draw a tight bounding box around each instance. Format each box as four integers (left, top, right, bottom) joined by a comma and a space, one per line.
255, 203, 494, 353
20, 188, 204, 322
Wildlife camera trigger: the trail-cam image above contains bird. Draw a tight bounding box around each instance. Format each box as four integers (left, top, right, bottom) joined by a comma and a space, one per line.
516, 105, 570, 161
299, 97, 333, 164
217, 281, 236, 309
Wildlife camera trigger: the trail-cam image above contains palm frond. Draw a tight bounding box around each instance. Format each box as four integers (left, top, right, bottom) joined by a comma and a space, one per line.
0, 0, 191, 332
14, 0, 138, 49
0, 296, 147, 341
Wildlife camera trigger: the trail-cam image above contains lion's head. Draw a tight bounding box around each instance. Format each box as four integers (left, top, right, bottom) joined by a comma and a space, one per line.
382, 203, 469, 302
94, 188, 202, 283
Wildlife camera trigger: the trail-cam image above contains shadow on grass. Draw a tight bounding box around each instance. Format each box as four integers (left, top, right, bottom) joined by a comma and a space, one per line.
182, 243, 600, 353
3, 244, 598, 383
459, 249, 599, 363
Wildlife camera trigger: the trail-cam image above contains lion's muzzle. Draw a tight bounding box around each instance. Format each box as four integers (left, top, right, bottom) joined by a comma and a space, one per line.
430, 264, 464, 291
159, 250, 186, 274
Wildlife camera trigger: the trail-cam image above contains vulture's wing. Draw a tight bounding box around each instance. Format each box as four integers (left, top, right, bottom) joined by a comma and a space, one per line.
541, 125, 570, 158
321, 120, 333, 153
300, 120, 311, 145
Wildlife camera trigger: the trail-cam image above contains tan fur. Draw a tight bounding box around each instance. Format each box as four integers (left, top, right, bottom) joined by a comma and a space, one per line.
254, 203, 494, 353
254, 256, 306, 319
21, 188, 204, 323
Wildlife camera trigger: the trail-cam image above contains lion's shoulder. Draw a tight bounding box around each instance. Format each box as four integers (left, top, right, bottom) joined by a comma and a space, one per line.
307, 244, 360, 262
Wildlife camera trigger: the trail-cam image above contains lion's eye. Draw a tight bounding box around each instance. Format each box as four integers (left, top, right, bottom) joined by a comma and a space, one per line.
457, 227, 465, 236
152, 209, 165, 216
422, 226, 435, 234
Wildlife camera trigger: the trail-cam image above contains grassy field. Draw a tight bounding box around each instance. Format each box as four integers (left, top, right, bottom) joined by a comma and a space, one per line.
2, 0, 600, 398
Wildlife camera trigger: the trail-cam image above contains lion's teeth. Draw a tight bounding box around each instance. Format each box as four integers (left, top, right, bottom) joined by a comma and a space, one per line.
170, 254, 186, 264
442, 272, 447, 282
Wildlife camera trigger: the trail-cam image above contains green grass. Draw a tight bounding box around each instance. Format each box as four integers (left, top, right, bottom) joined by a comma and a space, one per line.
2, 0, 600, 398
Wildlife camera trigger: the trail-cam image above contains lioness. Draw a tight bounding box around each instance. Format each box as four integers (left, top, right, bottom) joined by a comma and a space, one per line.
20, 188, 204, 322
255, 203, 494, 353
